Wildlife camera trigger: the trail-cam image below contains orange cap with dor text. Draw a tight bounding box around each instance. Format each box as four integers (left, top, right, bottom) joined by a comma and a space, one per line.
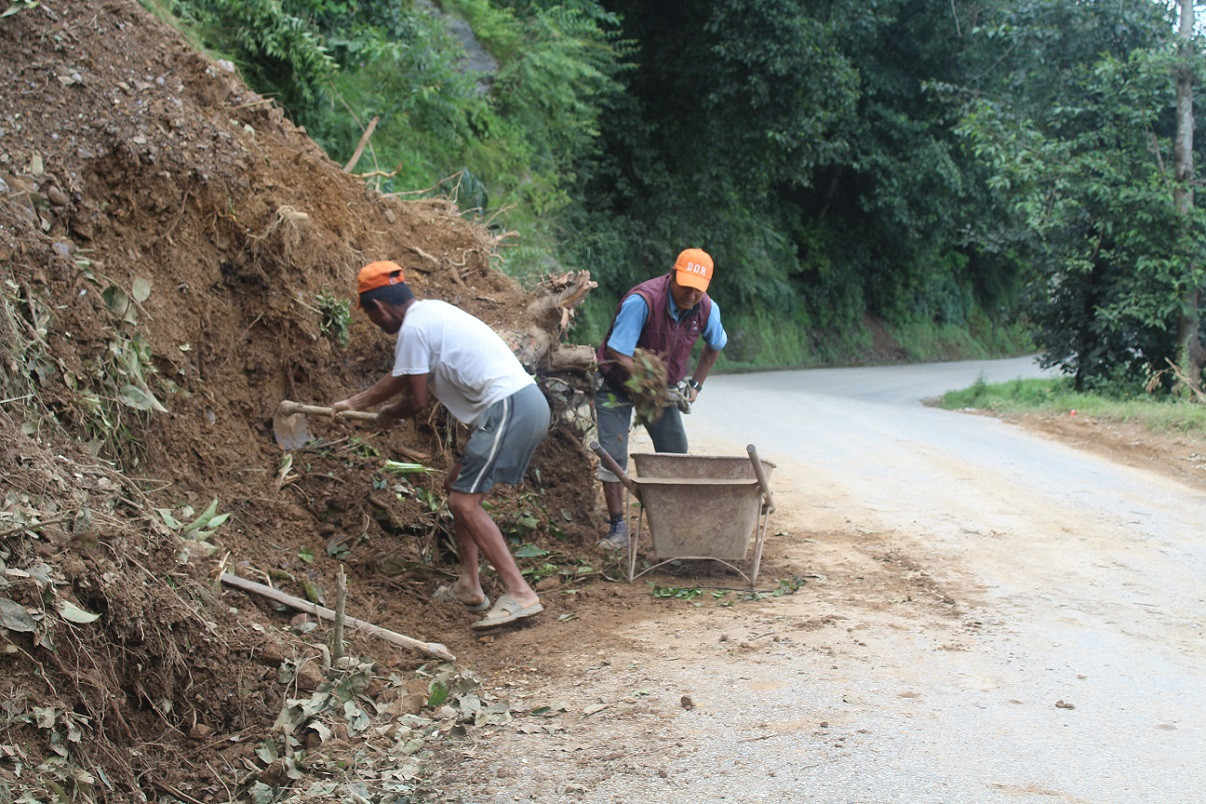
673, 248, 713, 292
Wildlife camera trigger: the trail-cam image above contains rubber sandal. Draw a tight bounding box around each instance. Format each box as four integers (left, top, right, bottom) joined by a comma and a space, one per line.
470, 593, 544, 630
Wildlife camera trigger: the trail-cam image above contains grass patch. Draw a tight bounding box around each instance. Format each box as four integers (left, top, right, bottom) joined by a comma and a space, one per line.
939, 375, 1206, 435
886, 314, 1033, 363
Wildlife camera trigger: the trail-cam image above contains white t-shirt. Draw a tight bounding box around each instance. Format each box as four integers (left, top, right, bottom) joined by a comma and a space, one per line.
391, 299, 534, 426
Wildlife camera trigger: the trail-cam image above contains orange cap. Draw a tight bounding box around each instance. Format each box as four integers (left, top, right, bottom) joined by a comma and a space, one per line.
673, 248, 713, 292
356, 260, 406, 299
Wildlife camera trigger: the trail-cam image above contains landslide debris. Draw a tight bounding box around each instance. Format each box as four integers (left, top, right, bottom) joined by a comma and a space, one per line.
0, 1, 599, 800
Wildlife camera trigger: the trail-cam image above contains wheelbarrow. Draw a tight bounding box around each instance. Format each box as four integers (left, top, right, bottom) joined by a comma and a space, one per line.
589, 442, 776, 587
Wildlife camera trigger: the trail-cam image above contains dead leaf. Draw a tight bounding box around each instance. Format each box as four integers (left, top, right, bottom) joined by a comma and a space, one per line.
0, 598, 35, 633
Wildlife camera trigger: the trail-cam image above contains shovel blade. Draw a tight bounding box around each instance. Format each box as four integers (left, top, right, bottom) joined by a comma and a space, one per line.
273, 411, 312, 451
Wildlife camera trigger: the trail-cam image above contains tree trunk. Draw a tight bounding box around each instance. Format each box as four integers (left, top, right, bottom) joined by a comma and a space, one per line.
500, 270, 599, 375
1173, 0, 1204, 394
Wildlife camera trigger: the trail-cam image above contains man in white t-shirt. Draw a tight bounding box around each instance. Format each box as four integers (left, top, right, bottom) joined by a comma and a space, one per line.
331, 261, 549, 629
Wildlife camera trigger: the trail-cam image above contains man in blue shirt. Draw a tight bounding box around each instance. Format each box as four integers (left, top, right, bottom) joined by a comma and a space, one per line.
593, 248, 728, 550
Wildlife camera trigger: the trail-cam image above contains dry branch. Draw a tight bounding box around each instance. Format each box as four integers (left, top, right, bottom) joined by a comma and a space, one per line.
342, 116, 379, 173
220, 572, 455, 661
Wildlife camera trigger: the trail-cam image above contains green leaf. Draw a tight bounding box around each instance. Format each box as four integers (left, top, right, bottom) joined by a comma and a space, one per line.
383, 461, 435, 475
0, 1, 39, 19
302, 581, 324, 605
57, 599, 101, 624
514, 544, 549, 558
117, 384, 167, 413
427, 679, 450, 708
102, 285, 127, 314
182, 498, 220, 534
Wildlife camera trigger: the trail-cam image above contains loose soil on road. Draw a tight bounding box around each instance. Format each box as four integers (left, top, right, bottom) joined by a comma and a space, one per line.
418, 412, 1206, 801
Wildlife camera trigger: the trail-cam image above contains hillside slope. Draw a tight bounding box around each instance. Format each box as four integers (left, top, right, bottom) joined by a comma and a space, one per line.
0, 1, 596, 799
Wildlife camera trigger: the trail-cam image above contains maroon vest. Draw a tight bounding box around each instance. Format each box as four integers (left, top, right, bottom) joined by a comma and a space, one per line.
596, 273, 712, 388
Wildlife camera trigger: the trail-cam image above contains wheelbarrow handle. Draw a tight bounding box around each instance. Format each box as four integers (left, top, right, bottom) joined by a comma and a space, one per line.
747, 444, 775, 514
589, 440, 639, 495
279, 400, 382, 423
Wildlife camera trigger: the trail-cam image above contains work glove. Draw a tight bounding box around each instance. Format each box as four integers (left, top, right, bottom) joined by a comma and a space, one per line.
672, 381, 693, 414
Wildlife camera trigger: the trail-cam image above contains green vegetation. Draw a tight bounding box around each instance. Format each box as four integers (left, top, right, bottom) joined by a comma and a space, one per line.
650, 576, 806, 606
138, 0, 1206, 394
315, 290, 352, 346
939, 375, 1206, 434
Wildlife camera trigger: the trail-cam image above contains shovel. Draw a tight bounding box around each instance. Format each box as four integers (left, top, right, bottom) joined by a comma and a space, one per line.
273, 400, 430, 461
273, 400, 383, 451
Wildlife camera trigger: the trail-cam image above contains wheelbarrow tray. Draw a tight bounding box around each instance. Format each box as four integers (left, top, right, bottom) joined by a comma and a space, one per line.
632, 452, 776, 481
630, 452, 776, 568
631, 476, 764, 561
588, 443, 775, 587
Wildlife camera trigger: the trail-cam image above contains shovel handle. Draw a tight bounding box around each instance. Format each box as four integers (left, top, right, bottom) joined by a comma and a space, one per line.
589, 440, 639, 495
747, 444, 775, 514
279, 400, 382, 423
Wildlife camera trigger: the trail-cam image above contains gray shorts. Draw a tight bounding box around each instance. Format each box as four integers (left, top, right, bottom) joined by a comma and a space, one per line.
593, 372, 687, 482
452, 383, 550, 494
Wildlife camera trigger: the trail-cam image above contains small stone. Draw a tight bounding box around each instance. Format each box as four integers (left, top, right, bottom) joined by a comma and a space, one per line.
188, 723, 214, 740
680, 695, 694, 711
819, 721, 829, 728
657, 768, 669, 778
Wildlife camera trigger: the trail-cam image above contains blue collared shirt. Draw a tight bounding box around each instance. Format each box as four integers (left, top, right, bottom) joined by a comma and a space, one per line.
605, 291, 728, 356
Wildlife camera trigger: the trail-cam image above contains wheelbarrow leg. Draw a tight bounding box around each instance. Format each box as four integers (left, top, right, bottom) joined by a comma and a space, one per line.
747, 444, 775, 588
590, 440, 642, 582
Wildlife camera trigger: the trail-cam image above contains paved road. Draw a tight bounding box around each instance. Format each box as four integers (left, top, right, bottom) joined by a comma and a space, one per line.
439, 357, 1205, 803
679, 357, 1206, 802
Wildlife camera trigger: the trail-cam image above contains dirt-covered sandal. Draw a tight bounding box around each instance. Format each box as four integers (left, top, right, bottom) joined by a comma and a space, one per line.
469, 594, 543, 630
432, 584, 490, 613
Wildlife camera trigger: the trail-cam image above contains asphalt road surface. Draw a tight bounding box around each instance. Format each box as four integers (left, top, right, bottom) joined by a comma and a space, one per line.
683, 357, 1206, 802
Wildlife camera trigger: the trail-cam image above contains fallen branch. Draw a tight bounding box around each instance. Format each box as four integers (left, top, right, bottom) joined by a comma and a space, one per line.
0, 512, 74, 539
354, 165, 403, 180
342, 116, 379, 173
220, 572, 455, 662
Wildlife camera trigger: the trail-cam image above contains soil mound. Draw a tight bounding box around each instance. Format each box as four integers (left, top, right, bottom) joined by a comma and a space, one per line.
0, 1, 599, 799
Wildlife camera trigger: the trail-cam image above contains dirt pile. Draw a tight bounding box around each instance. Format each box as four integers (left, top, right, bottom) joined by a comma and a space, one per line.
0, 1, 600, 800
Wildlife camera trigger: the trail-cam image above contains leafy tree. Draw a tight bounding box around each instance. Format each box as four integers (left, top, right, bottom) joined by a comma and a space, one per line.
957, 1, 1206, 393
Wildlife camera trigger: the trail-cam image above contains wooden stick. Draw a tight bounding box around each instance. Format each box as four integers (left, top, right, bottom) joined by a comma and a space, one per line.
342, 115, 379, 173
220, 573, 454, 662
0, 512, 73, 539
332, 567, 347, 663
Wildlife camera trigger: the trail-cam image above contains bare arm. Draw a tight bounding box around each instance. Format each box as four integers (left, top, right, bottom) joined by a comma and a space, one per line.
692, 344, 721, 386
685, 345, 722, 403
331, 373, 411, 412
377, 373, 430, 427
603, 347, 635, 378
